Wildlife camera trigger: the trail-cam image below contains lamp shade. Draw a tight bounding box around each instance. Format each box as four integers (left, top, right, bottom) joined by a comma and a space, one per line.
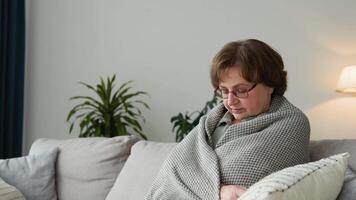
336, 65, 356, 93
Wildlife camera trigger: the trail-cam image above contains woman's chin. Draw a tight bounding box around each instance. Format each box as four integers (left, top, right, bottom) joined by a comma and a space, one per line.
232, 114, 244, 123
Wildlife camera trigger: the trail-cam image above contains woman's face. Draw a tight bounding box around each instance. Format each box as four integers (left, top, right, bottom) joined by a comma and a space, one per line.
218, 66, 274, 123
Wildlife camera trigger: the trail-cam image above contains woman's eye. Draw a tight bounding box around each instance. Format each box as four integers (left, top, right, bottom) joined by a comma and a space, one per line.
236, 88, 248, 93
219, 89, 228, 94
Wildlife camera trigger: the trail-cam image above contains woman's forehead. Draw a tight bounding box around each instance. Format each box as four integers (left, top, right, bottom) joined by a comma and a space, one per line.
218, 67, 251, 87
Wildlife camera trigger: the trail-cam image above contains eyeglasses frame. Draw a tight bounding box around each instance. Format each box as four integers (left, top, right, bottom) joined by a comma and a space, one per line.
215, 83, 257, 99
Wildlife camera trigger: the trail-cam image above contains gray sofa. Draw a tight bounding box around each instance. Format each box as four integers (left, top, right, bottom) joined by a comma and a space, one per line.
29, 136, 356, 200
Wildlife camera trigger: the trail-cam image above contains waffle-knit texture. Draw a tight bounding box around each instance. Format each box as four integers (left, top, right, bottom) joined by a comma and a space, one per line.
145, 95, 310, 200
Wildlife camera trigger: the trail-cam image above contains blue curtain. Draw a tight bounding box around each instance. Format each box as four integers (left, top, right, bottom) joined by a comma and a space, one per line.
0, 0, 25, 159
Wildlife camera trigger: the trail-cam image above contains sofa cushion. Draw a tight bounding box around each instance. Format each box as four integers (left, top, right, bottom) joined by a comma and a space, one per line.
0, 148, 58, 200
29, 136, 139, 200
105, 141, 177, 200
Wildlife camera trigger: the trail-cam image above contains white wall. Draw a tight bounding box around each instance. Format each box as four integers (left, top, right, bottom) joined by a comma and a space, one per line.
24, 0, 356, 153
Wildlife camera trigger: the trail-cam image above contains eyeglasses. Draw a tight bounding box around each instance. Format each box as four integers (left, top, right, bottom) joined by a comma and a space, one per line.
215, 83, 257, 99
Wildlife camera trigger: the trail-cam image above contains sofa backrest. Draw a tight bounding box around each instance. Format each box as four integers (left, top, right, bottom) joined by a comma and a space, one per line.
309, 139, 356, 171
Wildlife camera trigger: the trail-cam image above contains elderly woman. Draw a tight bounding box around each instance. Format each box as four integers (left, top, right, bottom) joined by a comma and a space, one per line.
145, 39, 310, 200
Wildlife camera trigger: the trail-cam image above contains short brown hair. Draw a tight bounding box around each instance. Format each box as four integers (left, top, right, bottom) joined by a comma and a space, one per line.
210, 39, 287, 96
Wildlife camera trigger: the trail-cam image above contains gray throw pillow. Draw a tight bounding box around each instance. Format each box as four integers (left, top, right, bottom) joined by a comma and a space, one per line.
0, 148, 58, 200
29, 136, 139, 200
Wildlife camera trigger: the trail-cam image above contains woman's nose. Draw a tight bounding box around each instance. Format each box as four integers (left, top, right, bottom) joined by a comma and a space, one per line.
227, 92, 240, 105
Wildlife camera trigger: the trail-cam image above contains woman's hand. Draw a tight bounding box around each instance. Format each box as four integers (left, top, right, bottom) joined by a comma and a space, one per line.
220, 185, 247, 200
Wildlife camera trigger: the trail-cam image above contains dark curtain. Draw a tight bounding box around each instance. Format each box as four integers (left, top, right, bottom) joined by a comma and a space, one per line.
0, 0, 25, 159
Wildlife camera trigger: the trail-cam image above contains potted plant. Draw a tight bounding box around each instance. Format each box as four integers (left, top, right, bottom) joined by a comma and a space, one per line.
66, 74, 150, 139
171, 95, 219, 142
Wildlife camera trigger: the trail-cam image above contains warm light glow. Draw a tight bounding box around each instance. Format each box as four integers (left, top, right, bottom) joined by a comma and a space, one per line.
306, 97, 356, 140
336, 65, 356, 93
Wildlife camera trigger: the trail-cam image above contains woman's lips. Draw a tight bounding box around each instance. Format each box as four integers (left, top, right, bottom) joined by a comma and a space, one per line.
231, 108, 245, 114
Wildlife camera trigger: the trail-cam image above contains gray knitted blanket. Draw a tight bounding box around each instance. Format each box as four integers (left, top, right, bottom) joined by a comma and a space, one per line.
145, 96, 310, 200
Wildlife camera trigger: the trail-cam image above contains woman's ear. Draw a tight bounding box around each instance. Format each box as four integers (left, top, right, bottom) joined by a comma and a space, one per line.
268, 87, 274, 94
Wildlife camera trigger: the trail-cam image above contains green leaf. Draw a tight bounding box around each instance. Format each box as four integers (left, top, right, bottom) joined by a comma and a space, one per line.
69, 123, 74, 133
70, 96, 103, 108
78, 82, 96, 92
67, 108, 77, 122
122, 116, 142, 130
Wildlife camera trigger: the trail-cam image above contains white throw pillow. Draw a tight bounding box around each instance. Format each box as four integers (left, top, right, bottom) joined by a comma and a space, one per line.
0, 148, 58, 200
239, 153, 349, 200
0, 177, 25, 200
